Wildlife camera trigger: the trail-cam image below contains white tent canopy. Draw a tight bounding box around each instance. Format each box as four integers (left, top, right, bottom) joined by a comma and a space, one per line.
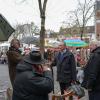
0, 42, 10, 47
0, 42, 10, 52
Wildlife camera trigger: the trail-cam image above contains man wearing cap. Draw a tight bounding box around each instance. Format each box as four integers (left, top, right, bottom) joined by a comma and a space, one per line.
12, 51, 53, 100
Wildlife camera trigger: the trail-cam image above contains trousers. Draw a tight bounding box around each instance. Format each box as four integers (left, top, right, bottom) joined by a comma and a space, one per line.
89, 91, 100, 100
59, 82, 73, 100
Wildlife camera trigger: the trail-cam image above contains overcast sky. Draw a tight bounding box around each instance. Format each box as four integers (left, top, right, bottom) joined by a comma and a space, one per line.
0, 0, 78, 32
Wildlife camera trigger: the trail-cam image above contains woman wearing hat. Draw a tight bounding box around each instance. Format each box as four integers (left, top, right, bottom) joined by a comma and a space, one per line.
12, 51, 53, 100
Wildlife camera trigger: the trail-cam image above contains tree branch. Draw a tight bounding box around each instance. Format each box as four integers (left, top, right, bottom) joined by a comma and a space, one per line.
74, 10, 81, 28
85, 10, 94, 25
38, 0, 43, 17
43, 0, 48, 12
84, 4, 94, 18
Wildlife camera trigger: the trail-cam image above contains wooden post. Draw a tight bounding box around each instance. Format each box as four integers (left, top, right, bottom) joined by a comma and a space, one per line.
6, 88, 13, 100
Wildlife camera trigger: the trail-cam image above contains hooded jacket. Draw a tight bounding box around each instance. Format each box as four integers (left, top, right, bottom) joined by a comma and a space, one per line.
12, 59, 53, 100
82, 47, 100, 91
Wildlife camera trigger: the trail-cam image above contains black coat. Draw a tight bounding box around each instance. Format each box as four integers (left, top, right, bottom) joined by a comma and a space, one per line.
51, 49, 77, 83
82, 47, 100, 92
12, 60, 53, 100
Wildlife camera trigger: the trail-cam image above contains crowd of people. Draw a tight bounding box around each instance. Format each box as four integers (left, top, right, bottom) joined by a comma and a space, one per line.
5, 38, 100, 100
0, 52, 7, 64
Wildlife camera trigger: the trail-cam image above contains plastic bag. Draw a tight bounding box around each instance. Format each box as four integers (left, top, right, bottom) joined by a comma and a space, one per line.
68, 83, 85, 98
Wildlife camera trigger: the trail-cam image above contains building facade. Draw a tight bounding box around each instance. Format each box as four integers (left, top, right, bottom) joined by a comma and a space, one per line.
95, 0, 100, 40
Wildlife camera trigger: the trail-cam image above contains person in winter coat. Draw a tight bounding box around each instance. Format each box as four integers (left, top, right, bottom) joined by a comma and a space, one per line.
51, 44, 77, 100
6, 38, 23, 86
82, 42, 100, 100
12, 50, 53, 100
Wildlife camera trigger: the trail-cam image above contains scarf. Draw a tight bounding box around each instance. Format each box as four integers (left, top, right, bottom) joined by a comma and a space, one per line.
9, 46, 22, 54
32, 64, 43, 74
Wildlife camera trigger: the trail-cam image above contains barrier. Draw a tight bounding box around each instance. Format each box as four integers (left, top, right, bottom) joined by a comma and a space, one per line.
6, 88, 13, 100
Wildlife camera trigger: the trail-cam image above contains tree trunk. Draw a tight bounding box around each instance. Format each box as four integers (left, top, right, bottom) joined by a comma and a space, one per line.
80, 31, 83, 40
80, 26, 84, 40
40, 15, 45, 57
38, 0, 47, 57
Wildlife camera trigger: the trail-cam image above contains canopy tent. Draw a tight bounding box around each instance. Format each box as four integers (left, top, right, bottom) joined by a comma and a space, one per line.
64, 39, 88, 47
0, 42, 10, 47
0, 14, 15, 41
0, 42, 10, 51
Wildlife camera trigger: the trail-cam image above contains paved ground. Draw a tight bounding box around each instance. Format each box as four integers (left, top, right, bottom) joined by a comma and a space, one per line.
0, 64, 11, 99
51, 67, 89, 100
0, 64, 88, 100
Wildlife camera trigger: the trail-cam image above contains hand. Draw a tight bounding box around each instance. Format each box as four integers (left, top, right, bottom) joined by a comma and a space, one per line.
42, 66, 51, 71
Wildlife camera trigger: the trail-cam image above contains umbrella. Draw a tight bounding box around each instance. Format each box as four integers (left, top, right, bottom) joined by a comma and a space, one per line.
20, 36, 39, 44
0, 14, 15, 41
64, 39, 88, 47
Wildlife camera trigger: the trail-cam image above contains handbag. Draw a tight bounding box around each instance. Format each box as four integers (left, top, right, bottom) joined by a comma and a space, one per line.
67, 83, 85, 98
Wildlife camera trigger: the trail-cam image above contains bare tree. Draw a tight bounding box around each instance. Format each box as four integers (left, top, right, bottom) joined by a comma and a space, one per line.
31, 22, 40, 36
12, 24, 25, 39
65, 0, 94, 39
75, 0, 94, 39
16, 0, 48, 56
62, 15, 73, 35
38, 0, 48, 56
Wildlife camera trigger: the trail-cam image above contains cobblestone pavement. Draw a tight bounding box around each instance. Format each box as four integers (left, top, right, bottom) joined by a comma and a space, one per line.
0, 64, 88, 100
0, 64, 11, 100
